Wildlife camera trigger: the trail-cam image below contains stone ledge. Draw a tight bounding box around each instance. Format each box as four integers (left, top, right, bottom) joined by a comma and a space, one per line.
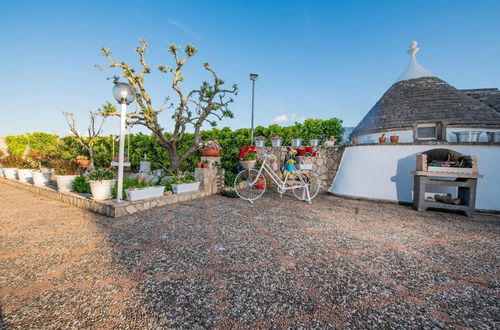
0, 178, 211, 218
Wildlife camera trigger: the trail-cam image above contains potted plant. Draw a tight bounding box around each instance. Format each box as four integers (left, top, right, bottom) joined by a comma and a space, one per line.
51, 160, 84, 192
113, 153, 129, 162
17, 159, 36, 183
379, 134, 386, 144
294, 146, 316, 170
72, 175, 91, 193
167, 174, 200, 194
254, 136, 266, 148
0, 155, 23, 179
202, 160, 210, 168
201, 140, 222, 157
75, 155, 91, 167
323, 136, 337, 147
87, 168, 116, 200
238, 146, 257, 169
117, 177, 165, 201
351, 138, 358, 145
271, 136, 282, 147
291, 139, 303, 147
30, 150, 53, 186
309, 137, 321, 147
390, 135, 399, 143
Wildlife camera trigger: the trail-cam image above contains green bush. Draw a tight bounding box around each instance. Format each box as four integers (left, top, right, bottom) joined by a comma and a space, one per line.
87, 168, 115, 181
72, 175, 91, 193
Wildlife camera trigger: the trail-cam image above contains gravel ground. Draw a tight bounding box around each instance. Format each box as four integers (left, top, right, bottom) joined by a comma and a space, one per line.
0, 181, 499, 329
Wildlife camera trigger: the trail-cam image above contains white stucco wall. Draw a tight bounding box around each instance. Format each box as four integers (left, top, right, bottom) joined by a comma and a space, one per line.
329, 144, 500, 211
445, 128, 500, 142
357, 130, 413, 144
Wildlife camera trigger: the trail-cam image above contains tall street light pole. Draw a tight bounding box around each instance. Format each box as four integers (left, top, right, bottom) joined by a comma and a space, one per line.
112, 83, 135, 202
249, 73, 258, 145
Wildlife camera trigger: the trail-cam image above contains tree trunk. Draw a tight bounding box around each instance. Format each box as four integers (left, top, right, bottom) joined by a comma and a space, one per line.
87, 144, 95, 171
168, 151, 181, 174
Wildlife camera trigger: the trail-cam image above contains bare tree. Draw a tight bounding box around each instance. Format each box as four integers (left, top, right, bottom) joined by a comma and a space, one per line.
96, 39, 237, 173
63, 103, 115, 169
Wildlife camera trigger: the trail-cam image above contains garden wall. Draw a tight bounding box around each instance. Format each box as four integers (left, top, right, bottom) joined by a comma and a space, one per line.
257, 145, 345, 191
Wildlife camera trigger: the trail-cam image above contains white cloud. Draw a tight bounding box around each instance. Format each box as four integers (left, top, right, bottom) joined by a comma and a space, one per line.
272, 114, 289, 123
272, 113, 297, 124
168, 18, 202, 41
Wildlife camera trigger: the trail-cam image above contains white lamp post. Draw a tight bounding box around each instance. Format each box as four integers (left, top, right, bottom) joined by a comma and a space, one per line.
249, 73, 258, 145
112, 82, 135, 202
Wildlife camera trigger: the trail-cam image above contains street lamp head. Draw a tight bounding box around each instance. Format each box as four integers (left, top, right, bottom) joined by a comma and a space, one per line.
249, 73, 259, 81
112, 83, 136, 105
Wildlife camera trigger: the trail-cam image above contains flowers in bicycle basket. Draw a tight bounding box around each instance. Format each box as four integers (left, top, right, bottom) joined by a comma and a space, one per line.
254, 175, 265, 190
238, 146, 257, 160
286, 159, 296, 165
293, 146, 317, 157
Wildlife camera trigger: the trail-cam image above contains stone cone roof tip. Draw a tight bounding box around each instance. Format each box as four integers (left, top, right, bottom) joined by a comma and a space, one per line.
396, 41, 433, 82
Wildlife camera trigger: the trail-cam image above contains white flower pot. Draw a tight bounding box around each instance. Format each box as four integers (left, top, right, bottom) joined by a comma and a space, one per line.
89, 179, 116, 201
309, 139, 320, 147
323, 140, 336, 147
126, 186, 165, 201
17, 169, 33, 183
254, 140, 265, 148
3, 168, 18, 179
172, 182, 200, 194
33, 171, 52, 186
271, 139, 282, 147
296, 163, 313, 170
291, 139, 302, 147
0, 166, 3, 177
55, 175, 78, 192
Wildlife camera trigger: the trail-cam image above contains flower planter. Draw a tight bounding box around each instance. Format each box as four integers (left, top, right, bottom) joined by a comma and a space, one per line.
202, 149, 220, 157
113, 156, 129, 162
323, 140, 336, 147
271, 139, 282, 147
89, 179, 116, 201
125, 186, 165, 201
32, 171, 52, 186
309, 139, 320, 147
352, 138, 358, 145
390, 136, 399, 143
55, 175, 78, 192
172, 182, 200, 194
239, 160, 256, 169
291, 139, 302, 147
3, 168, 18, 179
17, 169, 33, 183
379, 137, 386, 144
296, 163, 313, 170
254, 140, 265, 148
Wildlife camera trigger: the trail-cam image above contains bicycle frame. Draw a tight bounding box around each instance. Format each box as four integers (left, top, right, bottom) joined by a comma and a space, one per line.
248, 154, 312, 202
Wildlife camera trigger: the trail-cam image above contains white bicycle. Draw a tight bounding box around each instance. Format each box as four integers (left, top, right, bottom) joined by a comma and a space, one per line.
234, 154, 320, 204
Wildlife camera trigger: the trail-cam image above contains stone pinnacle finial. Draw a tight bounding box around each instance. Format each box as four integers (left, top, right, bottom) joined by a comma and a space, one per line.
395, 40, 433, 82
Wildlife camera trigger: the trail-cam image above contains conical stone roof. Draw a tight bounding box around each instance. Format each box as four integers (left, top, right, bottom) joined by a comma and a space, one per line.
351, 42, 500, 138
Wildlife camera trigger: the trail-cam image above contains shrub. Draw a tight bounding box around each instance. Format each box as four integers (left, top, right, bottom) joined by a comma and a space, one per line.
0, 155, 24, 168
87, 168, 115, 181
72, 175, 91, 193
51, 160, 84, 175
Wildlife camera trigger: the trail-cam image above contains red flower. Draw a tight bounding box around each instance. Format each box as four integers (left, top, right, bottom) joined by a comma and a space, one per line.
297, 148, 306, 156
312, 152, 317, 157
305, 146, 313, 153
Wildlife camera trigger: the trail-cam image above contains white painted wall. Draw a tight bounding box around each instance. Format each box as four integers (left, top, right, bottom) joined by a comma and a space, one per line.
330, 144, 500, 211
446, 128, 500, 142
357, 130, 414, 144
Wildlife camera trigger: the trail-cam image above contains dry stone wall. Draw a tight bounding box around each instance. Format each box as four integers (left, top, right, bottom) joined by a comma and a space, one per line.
257, 145, 345, 191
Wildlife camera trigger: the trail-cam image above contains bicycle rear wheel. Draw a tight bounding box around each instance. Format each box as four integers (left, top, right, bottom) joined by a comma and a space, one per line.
292, 171, 320, 201
234, 169, 266, 202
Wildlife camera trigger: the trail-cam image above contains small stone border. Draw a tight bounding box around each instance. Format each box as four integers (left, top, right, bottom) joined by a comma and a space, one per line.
0, 178, 210, 218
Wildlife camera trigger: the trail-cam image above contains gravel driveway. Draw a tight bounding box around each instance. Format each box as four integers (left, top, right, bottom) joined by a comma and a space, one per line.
1, 182, 498, 328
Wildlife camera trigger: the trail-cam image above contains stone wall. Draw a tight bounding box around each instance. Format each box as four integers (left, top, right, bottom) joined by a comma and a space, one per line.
257, 145, 345, 191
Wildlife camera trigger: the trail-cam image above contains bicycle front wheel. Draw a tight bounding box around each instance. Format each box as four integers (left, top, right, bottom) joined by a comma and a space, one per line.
292, 171, 320, 201
234, 169, 266, 202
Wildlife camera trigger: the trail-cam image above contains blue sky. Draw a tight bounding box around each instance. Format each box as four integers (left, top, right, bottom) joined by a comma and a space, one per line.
1, 0, 499, 136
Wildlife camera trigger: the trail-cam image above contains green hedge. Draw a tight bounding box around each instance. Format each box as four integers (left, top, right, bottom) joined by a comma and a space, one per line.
5, 118, 344, 178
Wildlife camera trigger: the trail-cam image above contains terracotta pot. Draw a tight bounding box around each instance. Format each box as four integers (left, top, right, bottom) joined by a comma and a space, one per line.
202, 163, 210, 168
202, 149, 220, 157
352, 138, 358, 145
390, 135, 399, 143
113, 156, 129, 162
197, 162, 203, 168
379, 137, 386, 144
239, 160, 256, 169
